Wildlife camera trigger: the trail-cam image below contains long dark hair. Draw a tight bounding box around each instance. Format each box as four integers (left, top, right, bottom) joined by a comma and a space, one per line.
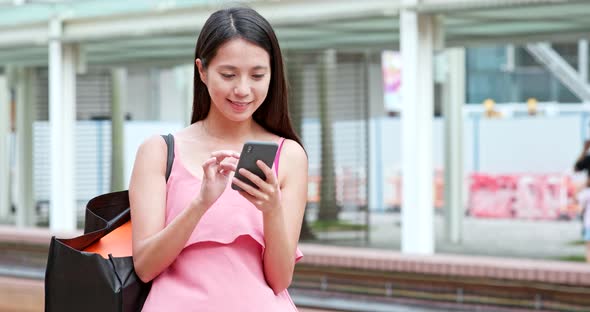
191, 7, 302, 146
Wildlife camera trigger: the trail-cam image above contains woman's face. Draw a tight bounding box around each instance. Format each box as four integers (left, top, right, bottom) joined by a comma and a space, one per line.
197, 38, 271, 122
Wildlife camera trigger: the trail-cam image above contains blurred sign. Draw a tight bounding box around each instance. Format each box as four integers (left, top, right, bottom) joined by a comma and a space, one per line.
382, 51, 402, 114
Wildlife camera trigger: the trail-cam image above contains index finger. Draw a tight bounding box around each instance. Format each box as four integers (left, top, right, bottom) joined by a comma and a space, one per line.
211, 150, 240, 162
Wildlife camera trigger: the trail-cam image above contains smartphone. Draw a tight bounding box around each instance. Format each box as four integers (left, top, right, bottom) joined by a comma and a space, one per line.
231, 141, 278, 191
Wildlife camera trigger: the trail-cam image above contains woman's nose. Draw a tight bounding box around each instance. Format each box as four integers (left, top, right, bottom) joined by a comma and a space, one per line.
233, 80, 250, 97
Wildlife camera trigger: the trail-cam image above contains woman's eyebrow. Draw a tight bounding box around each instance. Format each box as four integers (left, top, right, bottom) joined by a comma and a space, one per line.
217, 65, 268, 71
217, 65, 237, 70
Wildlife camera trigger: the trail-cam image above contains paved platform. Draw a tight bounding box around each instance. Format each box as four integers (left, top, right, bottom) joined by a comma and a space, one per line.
310, 212, 587, 261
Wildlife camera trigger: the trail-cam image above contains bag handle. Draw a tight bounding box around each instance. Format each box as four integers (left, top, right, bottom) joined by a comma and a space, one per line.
105, 134, 175, 231
161, 133, 175, 181
85, 134, 175, 234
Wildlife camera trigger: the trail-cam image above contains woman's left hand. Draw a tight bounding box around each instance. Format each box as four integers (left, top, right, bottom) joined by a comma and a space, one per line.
232, 160, 280, 214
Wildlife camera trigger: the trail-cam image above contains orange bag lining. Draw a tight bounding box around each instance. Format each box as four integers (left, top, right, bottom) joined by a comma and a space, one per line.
83, 221, 133, 259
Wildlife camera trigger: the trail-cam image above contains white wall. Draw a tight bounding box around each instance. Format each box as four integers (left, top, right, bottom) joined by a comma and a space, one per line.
478, 116, 580, 173
25, 115, 587, 212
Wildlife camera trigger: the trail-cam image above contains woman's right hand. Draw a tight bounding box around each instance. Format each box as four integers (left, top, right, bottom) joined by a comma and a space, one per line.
194, 150, 240, 208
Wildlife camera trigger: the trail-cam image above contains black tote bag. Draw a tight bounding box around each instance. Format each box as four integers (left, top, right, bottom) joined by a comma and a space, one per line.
45, 134, 175, 312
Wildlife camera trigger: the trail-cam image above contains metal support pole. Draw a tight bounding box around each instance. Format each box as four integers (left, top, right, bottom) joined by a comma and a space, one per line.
0, 73, 10, 221
13, 67, 35, 227
111, 68, 126, 192
443, 48, 465, 244
579, 39, 588, 84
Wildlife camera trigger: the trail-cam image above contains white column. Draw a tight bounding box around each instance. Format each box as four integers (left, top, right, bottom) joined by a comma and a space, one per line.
49, 18, 77, 232
367, 57, 384, 214
443, 48, 465, 244
400, 4, 435, 254
0, 73, 9, 221
111, 68, 126, 192
14, 68, 35, 227
176, 64, 193, 126
579, 39, 588, 84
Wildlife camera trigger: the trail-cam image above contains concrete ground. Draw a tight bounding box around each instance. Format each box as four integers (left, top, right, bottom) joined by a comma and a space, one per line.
310, 211, 586, 262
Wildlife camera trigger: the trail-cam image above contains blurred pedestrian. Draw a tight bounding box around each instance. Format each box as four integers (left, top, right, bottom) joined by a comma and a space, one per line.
574, 139, 590, 262
128, 7, 308, 311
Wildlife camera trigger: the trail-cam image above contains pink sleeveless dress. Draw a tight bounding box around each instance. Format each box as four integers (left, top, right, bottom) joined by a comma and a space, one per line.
141, 137, 303, 311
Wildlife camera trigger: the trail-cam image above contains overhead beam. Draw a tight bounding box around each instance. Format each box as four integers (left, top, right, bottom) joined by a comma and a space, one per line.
1, 28, 587, 66
83, 36, 196, 51
85, 32, 399, 64
282, 33, 399, 50
447, 29, 590, 48
413, 0, 572, 13
0, 0, 398, 49
62, 0, 397, 42
0, 23, 47, 48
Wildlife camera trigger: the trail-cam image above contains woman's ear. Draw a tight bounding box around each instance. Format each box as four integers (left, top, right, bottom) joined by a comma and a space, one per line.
196, 59, 207, 85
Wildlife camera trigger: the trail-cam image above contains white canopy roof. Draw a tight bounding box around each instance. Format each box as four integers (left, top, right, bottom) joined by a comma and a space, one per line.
0, 0, 589, 66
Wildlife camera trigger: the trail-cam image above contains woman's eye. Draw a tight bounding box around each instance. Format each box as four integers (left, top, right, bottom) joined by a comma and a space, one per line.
252, 74, 265, 79
221, 73, 235, 78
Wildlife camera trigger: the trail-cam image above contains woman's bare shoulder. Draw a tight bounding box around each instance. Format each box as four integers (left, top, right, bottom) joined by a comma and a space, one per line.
281, 139, 306, 160
131, 135, 169, 176
137, 134, 167, 155
279, 139, 308, 179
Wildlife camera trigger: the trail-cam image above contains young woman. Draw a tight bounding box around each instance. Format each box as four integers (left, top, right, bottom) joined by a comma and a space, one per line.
129, 7, 308, 311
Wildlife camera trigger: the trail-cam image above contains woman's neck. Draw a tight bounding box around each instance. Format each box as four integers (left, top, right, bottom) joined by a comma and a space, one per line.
201, 110, 258, 144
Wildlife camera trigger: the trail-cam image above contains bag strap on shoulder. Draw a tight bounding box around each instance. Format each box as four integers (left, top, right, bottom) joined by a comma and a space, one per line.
83, 134, 176, 234
160, 133, 175, 182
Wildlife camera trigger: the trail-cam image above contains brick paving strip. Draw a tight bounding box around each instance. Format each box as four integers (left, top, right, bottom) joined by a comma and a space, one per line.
299, 243, 590, 286
0, 276, 43, 312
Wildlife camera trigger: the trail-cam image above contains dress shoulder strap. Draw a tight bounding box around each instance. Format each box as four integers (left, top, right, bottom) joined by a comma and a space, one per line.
273, 137, 286, 177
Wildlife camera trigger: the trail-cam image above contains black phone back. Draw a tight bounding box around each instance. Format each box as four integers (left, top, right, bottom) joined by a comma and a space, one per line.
232, 141, 278, 191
